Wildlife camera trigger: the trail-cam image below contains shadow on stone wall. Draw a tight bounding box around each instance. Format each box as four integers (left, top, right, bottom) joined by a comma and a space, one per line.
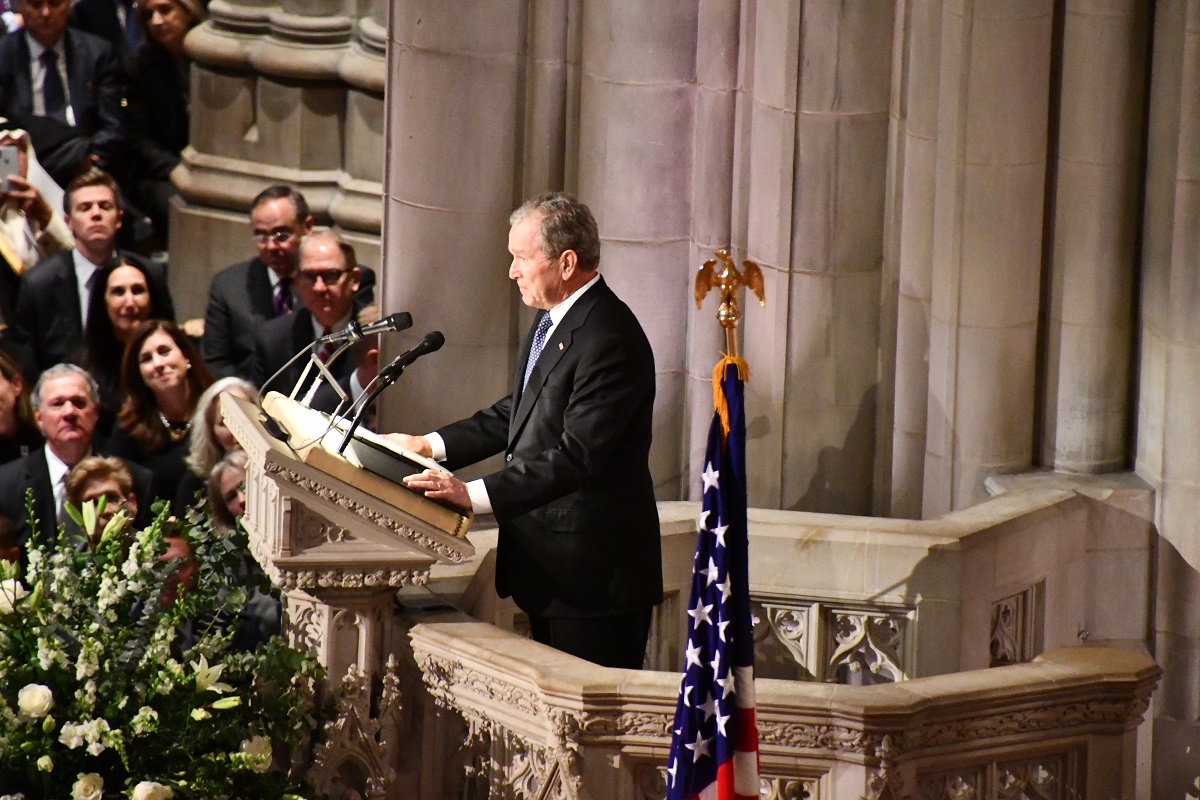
790, 384, 877, 515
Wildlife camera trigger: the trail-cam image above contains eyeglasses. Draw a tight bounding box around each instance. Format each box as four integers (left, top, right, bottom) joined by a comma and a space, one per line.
251, 228, 297, 245
295, 268, 351, 288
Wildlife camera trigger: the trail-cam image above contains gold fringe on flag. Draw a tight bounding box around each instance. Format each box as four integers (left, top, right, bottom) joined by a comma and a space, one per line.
711, 354, 749, 437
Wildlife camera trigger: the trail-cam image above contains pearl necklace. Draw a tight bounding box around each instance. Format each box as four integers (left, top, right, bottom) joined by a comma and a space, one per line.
158, 410, 191, 443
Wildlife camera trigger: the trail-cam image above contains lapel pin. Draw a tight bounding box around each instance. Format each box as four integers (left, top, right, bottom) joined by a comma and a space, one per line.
558, 342, 564, 350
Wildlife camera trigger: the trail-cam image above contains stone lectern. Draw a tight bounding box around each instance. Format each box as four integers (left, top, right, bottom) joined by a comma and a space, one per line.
220, 391, 473, 798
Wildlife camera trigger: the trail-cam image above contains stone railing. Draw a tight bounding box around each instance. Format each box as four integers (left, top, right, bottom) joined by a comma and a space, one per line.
407, 620, 1159, 800
383, 475, 1158, 798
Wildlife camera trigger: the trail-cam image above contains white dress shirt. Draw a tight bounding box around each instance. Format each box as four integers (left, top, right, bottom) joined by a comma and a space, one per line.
26, 35, 77, 127
71, 249, 103, 328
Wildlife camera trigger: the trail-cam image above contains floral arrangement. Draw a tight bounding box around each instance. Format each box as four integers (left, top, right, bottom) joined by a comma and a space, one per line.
0, 497, 324, 799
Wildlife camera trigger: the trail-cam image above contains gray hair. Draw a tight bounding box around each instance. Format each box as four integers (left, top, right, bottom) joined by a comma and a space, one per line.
298, 228, 357, 272
31, 364, 100, 410
509, 193, 601, 272
186, 377, 259, 478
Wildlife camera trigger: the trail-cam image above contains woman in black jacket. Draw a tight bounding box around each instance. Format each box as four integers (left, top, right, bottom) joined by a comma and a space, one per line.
124, 0, 206, 238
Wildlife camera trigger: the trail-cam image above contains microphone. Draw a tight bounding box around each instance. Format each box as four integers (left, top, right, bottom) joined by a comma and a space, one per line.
318, 311, 413, 344
379, 330, 445, 382
335, 331, 445, 455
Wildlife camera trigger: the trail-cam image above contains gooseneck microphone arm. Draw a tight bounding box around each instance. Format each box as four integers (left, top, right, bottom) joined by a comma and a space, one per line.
336, 330, 446, 454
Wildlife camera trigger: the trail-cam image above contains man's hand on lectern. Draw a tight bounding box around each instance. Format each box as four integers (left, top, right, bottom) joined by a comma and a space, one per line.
384, 433, 432, 458
403, 469, 470, 513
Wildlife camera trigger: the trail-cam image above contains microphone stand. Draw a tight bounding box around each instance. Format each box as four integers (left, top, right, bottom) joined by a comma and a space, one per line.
335, 360, 409, 455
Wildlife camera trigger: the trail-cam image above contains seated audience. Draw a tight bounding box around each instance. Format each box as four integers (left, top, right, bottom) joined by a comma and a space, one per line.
64, 454, 138, 542
0, 363, 152, 554
252, 229, 372, 413
175, 376, 258, 513
0, 350, 41, 464
123, 0, 206, 237
82, 259, 174, 436
106, 320, 214, 509
0, 0, 127, 187
202, 185, 374, 380
8, 168, 173, 382
207, 449, 245, 535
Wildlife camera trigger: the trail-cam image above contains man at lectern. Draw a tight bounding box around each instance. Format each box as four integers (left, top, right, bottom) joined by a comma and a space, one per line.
393, 193, 662, 670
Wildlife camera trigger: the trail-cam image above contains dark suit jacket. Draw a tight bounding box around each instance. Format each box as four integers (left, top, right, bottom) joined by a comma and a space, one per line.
70, 0, 138, 59
7, 249, 174, 381
0, 445, 154, 552
251, 307, 360, 415
202, 258, 376, 380
437, 277, 662, 618
0, 29, 128, 170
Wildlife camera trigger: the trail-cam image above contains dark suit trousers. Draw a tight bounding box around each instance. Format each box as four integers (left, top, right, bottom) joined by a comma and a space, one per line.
527, 607, 652, 669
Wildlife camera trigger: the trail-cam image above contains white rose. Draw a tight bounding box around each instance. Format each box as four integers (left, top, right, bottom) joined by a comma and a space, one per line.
16, 684, 54, 719
71, 772, 103, 800
240, 735, 272, 773
131, 781, 173, 800
0, 578, 27, 613
36, 755, 53, 772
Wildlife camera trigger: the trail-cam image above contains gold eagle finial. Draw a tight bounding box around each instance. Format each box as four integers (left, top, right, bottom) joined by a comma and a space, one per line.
694, 248, 765, 359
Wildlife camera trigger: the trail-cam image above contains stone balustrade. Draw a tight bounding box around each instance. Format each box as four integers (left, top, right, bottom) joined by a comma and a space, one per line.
407, 621, 1158, 800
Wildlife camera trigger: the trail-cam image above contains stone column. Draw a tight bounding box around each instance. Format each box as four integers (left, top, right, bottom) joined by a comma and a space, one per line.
741, 0, 893, 512
376, 3, 525, 439
574, 0, 700, 498
921, 1, 1054, 516
1137, 1, 1200, 795
881, 0, 941, 519
1041, 1, 1148, 473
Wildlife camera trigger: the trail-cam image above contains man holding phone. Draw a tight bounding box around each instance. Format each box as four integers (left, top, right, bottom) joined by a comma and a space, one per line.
0, 128, 71, 337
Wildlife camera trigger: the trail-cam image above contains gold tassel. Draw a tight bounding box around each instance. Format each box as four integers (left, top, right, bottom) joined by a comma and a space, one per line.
711, 354, 750, 437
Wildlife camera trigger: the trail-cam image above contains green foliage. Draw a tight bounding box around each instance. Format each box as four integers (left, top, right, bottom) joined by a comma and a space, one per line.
0, 498, 324, 799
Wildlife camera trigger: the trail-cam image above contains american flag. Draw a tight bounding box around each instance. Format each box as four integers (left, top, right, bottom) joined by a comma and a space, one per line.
666, 359, 759, 800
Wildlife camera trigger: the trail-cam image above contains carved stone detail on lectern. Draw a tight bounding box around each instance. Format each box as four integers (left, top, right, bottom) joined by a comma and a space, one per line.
294, 506, 353, 551
287, 595, 327, 659
264, 461, 470, 564
309, 658, 404, 800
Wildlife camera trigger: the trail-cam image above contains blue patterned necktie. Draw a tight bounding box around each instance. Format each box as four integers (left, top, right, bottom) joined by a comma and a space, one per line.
522, 314, 553, 389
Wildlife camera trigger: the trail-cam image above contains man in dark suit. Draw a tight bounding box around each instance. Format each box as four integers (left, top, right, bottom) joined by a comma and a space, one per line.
69, 0, 140, 59
0, 0, 127, 185
5, 167, 173, 381
202, 185, 376, 380
395, 193, 662, 669
0, 363, 152, 553
251, 229, 375, 414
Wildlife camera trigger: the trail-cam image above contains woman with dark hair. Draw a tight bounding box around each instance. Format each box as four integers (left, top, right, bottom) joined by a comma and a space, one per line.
124, 0, 207, 237
83, 260, 175, 436
0, 349, 40, 465
106, 320, 214, 509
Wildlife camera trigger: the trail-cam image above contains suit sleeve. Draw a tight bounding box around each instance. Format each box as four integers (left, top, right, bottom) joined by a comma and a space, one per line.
124, 58, 181, 180
87, 42, 129, 172
201, 277, 238, 379
436, 395, 513, 470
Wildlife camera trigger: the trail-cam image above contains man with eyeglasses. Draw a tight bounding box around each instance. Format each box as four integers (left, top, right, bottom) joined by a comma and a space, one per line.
0, 0, 127, 187
201, 185, 375, 380
251, 229, 373, 413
